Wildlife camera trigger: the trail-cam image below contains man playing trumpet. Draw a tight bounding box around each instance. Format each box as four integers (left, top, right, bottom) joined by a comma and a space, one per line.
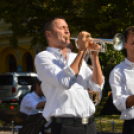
35, 16, 104, 134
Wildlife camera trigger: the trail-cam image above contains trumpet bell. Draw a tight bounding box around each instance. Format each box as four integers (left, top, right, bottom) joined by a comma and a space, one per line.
113, 33, 125, 51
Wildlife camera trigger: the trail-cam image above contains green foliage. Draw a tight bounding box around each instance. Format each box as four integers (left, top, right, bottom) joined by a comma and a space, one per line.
0, 0, 78, 47
1, 0, 134, 44
99, 44, 124, 96
0, 0, 131, 96
86, 43, 124, 96
81, 0, 134, 38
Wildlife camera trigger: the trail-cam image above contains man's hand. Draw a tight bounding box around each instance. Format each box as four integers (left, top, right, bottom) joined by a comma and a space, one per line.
70, 31, 92, 76
88, 41, 101, 59
77, 31, 92, 51
36, 101, 46, 109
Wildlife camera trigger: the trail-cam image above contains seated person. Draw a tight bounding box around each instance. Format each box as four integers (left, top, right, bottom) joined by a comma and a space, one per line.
20, 79, 46, 115
19, 80, 51, 134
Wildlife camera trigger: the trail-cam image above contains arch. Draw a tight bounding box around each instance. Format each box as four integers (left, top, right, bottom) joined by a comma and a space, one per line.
5, 54, 17, 72
0, 46, 34, 73
22, 52, 33, 72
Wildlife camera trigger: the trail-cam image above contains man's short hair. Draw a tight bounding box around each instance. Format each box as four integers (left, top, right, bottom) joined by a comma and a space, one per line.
43, 16, 66, 39
30, 79, 41, 92
124, 26, 134, 43
122, 26, 134, 57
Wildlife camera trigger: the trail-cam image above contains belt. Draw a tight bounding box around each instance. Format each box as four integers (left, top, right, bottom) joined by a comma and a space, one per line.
51, 115, 94, 125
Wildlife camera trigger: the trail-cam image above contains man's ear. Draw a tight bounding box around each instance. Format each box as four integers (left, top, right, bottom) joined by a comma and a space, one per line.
124, 42, 127, 49
45, 31, 51, 39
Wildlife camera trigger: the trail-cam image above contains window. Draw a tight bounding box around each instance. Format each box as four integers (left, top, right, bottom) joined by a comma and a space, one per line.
0, 75, 13, 85
18, 76, 38, 85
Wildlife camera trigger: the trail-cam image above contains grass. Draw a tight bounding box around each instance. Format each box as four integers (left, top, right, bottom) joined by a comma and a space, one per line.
0, 97, 124, 133
0, 102, 20, 126
95, 97, 124, 133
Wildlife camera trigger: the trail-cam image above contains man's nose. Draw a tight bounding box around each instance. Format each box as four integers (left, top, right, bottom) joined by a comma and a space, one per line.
65, 27, 69, 33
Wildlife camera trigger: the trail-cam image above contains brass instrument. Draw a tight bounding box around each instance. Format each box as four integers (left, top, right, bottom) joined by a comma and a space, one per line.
67, 33, 125, 53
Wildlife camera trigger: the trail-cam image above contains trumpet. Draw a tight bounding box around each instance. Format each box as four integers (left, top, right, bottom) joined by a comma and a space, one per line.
66, 33, 125, 53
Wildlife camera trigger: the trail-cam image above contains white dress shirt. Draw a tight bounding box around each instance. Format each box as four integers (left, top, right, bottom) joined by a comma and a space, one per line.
35, 47, 104, 121
109, 58, 134, 120
20, 91, 46, 115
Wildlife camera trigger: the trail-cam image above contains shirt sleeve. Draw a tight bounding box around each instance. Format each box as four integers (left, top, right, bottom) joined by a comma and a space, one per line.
84, 62, 105, 92
109, 69, 128, 111
35, 53, 77, 90
87, 74, 105, 91
21, 95, 39, 110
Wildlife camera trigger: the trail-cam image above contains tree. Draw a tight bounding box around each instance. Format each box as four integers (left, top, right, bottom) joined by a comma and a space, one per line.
0, 0, 131, 96
99, 45, 124, 96
80, 0, 134, 96
1, 0, 134, 45
0, 0, 84, 46
81, 0, 134, 38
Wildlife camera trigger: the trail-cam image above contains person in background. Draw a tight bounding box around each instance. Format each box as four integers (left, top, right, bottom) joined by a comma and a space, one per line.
20, 79, 46, 115
18, 79, 47, 134
109, 26, 134, 134
35, 16, 104, 134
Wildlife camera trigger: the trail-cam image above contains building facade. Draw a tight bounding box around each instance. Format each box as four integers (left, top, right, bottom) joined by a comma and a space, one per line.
0, 19, 44, 74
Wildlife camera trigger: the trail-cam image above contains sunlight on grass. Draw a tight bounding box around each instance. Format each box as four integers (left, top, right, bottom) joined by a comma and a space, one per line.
0, 97, 124, 133
95, 97, 123, 133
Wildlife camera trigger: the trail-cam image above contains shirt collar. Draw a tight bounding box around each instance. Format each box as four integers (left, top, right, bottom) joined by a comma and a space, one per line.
125, 58, 134, 67
46, 46, 71, 57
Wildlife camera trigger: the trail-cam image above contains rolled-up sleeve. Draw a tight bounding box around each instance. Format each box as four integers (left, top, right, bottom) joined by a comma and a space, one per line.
84, 63, 105, 92
35, 53, 77, 90
87, 74, 105, 91
109, 70, 128, 111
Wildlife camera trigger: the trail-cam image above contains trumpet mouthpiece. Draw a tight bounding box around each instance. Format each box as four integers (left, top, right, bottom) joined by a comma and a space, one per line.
65, 36, 70, 39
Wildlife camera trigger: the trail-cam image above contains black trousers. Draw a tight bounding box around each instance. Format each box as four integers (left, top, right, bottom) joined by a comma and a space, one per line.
18, 113, 46, 134
51, 116, 96, 134
123, 119, 134, 134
